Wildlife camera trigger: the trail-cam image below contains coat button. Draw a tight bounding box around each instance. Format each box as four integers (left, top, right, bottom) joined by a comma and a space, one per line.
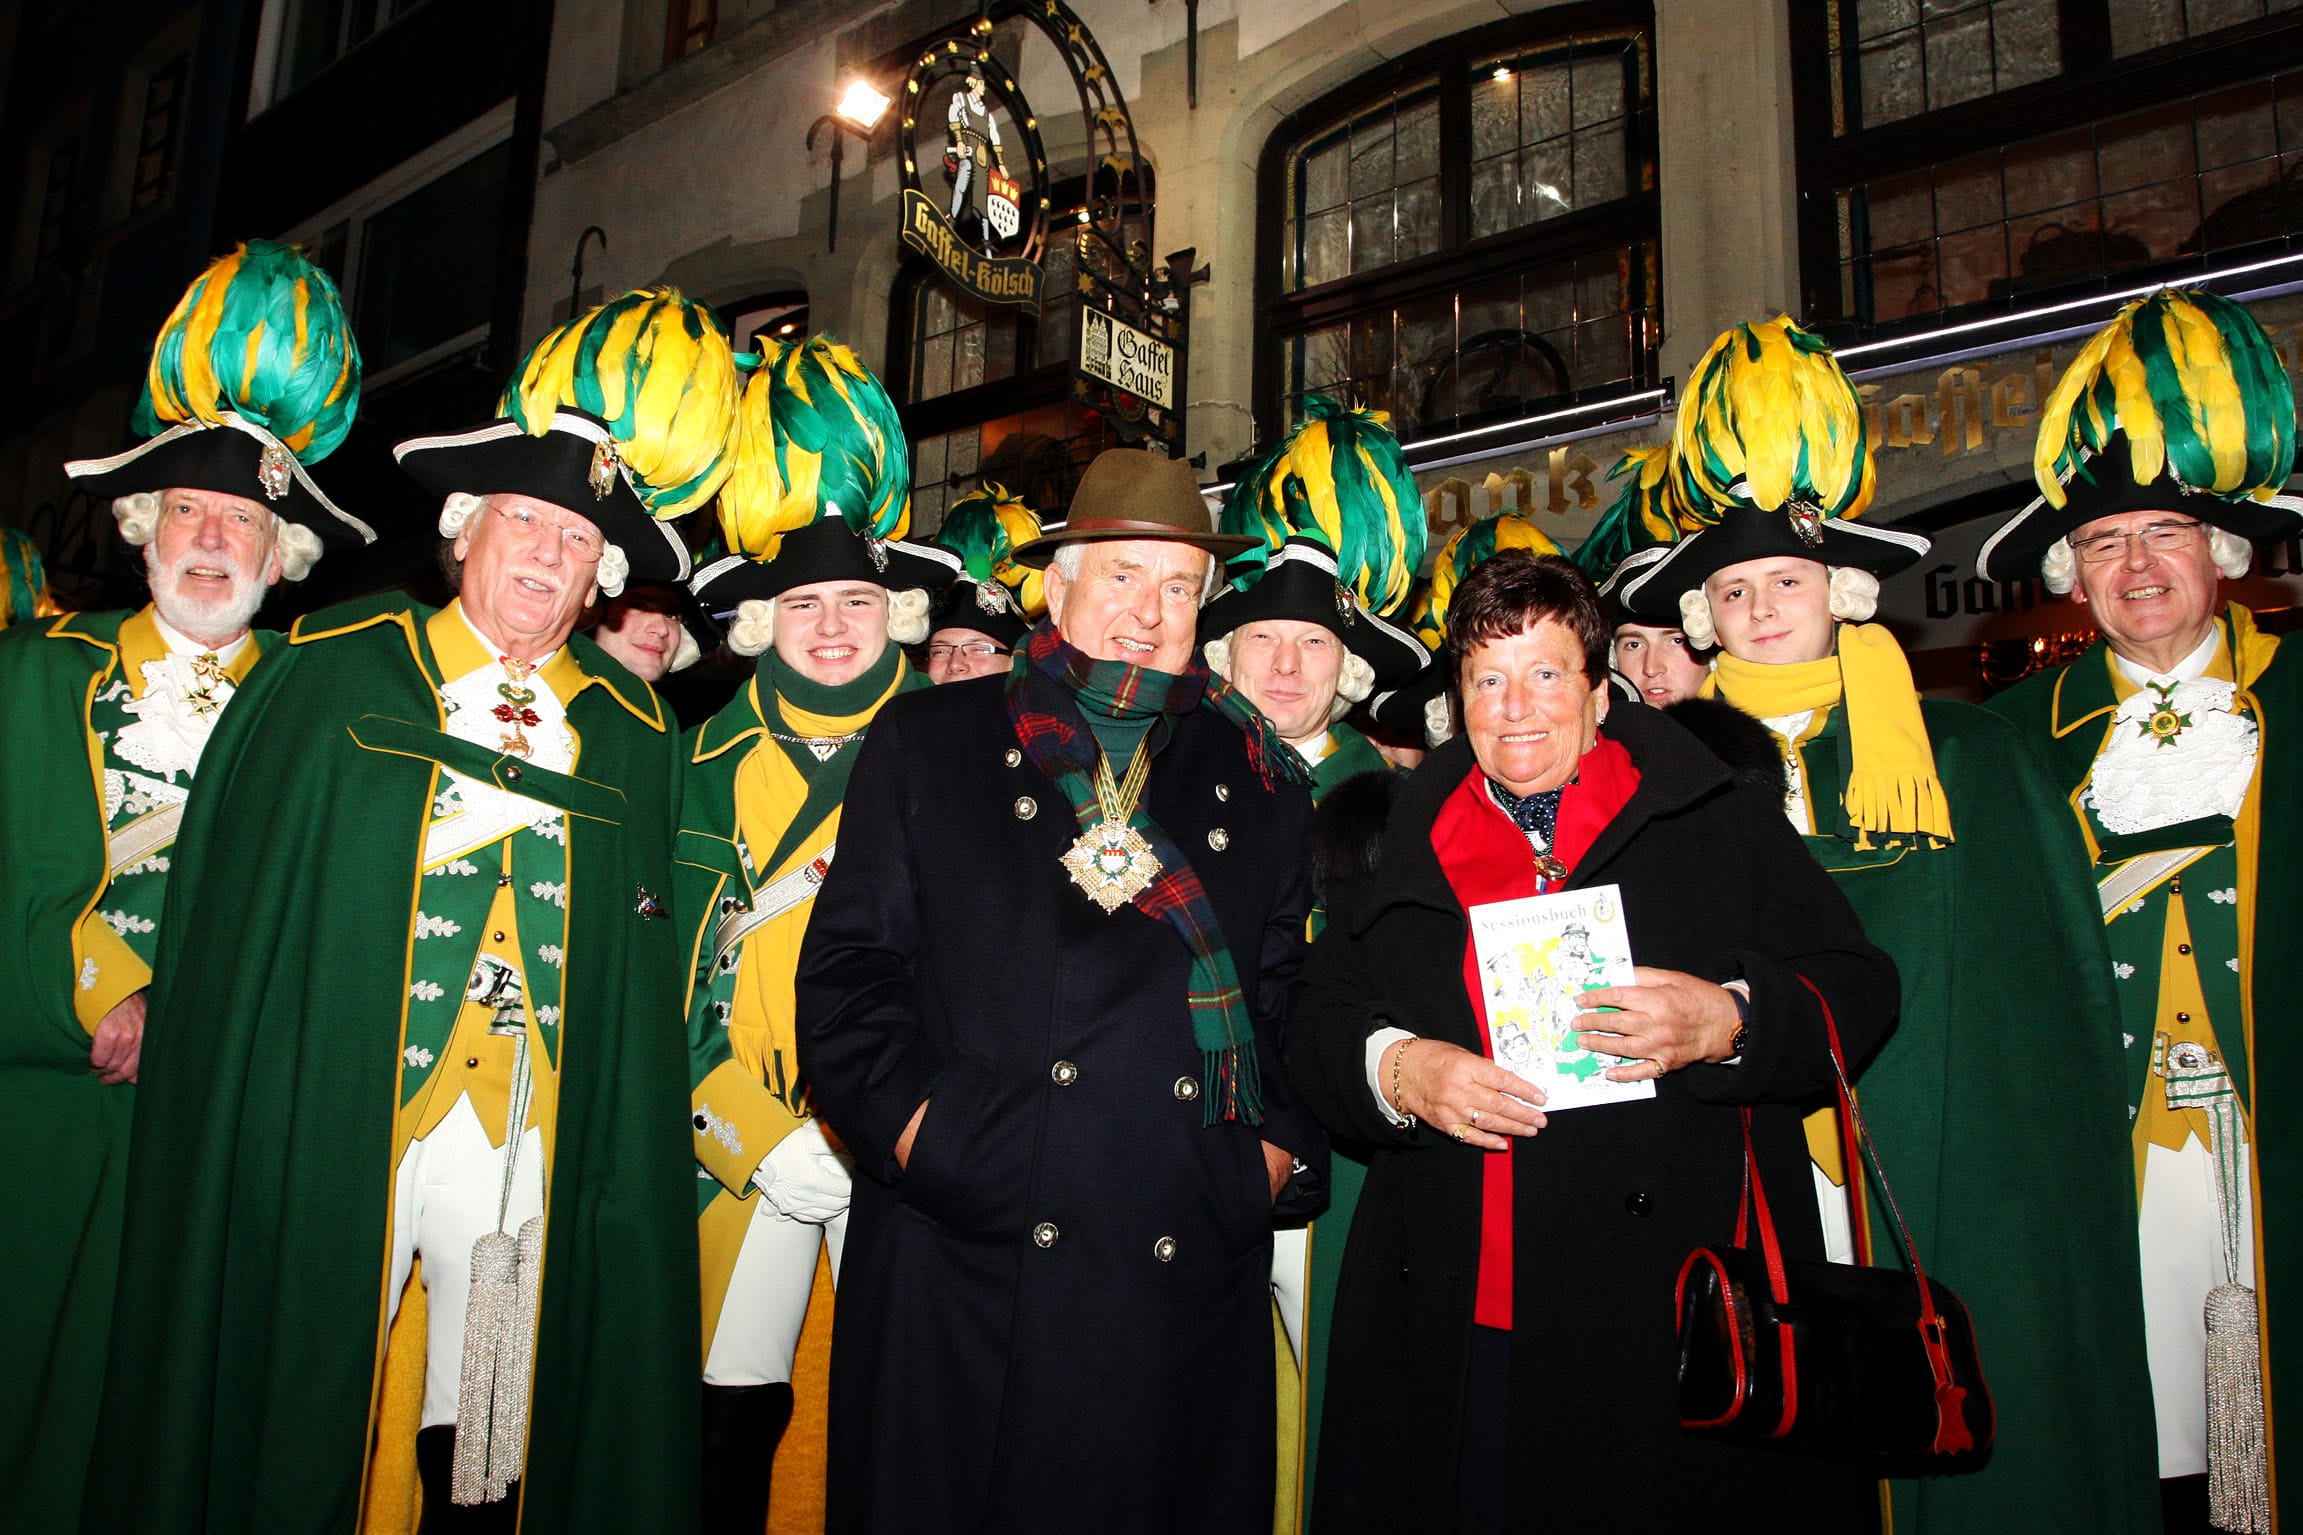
1032, 1221, 1059, 1248
503, 763, 522, 782
1014, 796, 1037, 820
1153, 1236, 1177, 1262
492, 931, 506, 942
2179, 943, 2192, 955
1005, 748, 1022, 767
467, 1058, 481, 1069
1625, 1192, 1652, 1217
1215, 784, 1230, 801
497, 874, 514, 887
1051, 1060, 1078, 1086
1207, 828, 1230, 851
2177, 1012, 2192, 1024
2171, 879, 2183, 895
1173, 1076, 1200, 1101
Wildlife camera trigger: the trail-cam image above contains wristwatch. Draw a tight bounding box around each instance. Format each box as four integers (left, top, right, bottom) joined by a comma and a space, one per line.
1726, 982, 1752, 1058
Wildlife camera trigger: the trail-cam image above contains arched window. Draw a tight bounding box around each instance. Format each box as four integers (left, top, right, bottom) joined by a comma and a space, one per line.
1255, 8, 1661, 452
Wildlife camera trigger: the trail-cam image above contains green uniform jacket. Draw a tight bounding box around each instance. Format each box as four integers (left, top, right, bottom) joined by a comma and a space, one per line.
81, 594, 700, 1534
1795, 698, 2159, 1533
0, 612, 273, 1531
1990, 613, 2303, 1506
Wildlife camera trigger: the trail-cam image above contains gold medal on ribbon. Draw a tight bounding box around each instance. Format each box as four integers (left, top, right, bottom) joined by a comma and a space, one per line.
1062, 744, 1162, 914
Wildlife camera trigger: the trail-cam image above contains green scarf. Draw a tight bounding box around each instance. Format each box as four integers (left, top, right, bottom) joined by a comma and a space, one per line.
753, 642, 912, 879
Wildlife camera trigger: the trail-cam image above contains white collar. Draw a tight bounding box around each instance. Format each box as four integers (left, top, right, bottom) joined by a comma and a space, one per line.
459, 603, 564, 677
1289, 731, 1336, 767
2113, 626, 2219, 688
152, 612, 252, 667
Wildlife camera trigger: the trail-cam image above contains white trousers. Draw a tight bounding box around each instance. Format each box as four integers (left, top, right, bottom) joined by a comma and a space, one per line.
1271, 1227, 1308, 1365
387, 1094, 548, 1430
703, 1198, 847, 1387
2140, 1133, 2257, 1478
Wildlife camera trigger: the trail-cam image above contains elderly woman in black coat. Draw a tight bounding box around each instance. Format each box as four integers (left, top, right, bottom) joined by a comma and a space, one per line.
1288, 551, 1899, 1533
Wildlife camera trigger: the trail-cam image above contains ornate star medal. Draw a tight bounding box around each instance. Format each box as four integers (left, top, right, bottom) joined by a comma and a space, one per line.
1061, 744, 1162, 914
493, 656, 542, 759
184, 652, 231, 719
2138, 679, 2194, 749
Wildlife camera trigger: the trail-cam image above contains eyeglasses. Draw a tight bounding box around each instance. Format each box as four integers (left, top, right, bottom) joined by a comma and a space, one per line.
926, 640, 1009, 663
2070, 520, 2204, 564
493, 502, 605, 562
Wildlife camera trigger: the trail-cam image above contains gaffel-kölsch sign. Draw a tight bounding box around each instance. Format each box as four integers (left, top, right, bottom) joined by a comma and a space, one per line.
898, 38, 1051, 314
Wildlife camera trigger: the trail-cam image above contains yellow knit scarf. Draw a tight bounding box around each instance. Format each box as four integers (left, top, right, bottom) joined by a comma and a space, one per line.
1705, 622, 1953, 848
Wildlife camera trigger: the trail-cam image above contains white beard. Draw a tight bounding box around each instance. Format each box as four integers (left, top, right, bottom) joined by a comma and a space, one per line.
148, 545, 268, 643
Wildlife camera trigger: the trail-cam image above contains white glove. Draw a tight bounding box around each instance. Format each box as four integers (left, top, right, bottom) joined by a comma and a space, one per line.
750, 1119, 853, 1224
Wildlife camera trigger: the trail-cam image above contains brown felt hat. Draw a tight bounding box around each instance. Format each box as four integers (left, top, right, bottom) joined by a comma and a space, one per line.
1010, 448, 1256, 568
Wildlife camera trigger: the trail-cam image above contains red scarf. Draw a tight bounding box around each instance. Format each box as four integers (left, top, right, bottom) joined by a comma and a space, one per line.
1429, 734, 1639, 1329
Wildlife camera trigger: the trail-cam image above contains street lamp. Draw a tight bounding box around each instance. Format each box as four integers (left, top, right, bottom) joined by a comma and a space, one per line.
807, 76, 892, 253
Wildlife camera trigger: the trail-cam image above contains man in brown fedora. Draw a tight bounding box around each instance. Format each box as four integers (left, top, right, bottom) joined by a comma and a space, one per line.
795, 448, 1327, 1532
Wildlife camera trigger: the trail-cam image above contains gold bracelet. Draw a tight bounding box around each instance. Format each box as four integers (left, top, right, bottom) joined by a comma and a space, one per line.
1389, 1037, 1418, 1131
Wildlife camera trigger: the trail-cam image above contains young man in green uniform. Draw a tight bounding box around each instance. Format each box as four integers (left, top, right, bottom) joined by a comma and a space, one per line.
1198, 399, 1428, 1532
679, 337, 958, 1532
1979, 288, 2303, 1535
82, 288, 734, 1533
1617, 315, 2161, 1534
0, 241, 368, 1532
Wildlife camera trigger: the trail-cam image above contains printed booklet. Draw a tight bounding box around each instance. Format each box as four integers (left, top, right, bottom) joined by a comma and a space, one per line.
1466, 881, 1651, 1111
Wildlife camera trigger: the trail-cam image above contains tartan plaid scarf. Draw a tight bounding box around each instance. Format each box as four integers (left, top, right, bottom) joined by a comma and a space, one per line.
1005, 621, 1311, 1125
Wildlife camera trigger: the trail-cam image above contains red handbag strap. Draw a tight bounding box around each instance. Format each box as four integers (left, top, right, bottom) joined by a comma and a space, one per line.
1792, 974, 1978, 1455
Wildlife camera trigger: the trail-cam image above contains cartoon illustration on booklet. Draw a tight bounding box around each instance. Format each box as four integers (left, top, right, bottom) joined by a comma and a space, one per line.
1467, 882, 1651, 1111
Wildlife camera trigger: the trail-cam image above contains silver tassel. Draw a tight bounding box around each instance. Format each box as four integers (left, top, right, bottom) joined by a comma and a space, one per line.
452, 1229, 523, 1505
2205, 1282, 2271, 1534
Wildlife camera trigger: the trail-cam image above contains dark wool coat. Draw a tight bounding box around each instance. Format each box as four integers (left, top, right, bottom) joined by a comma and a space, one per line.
795, 673, 1325, 1535
1288, 704, 1900, 1534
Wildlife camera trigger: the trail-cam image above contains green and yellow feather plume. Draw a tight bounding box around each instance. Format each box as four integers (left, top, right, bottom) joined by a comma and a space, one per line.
1673, 315, 1873, 525
1219, 397, 1425, 616
1415, 513, 1566, 651
2034, 287, 2295, 509
1570, 444, 1692, 580
503, 286, 741, 519
936, 483, 1047, 618
718, 336, 911, 560
134, 239, 360, 462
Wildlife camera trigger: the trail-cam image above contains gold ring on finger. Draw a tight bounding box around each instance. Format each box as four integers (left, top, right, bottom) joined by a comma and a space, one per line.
1451, 1124, 1468, 1142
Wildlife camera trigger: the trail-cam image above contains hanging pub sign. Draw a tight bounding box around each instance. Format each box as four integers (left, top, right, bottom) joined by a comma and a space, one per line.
898, 38, 1051, 314
1079, 306, 1175, 410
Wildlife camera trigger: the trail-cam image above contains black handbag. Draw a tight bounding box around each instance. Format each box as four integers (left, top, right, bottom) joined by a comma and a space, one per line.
1674, 976, 1996, 1463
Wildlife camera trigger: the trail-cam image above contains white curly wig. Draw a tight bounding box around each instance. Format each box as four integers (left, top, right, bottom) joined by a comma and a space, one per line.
1204, 635, 1378, 727
439, 491, 630, 597
1678, 565, 1879, 646
2039, 526, 2254, 595
113, 489, 324, 581
888, 587, 930, 646
727, 599, 775, 658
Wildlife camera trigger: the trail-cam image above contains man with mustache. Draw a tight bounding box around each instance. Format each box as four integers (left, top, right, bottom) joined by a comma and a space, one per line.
1981, 290, 2303, 1535
83, 289, 733, 1533
795, 447, 1326, 1533
0, 242, 370, 1531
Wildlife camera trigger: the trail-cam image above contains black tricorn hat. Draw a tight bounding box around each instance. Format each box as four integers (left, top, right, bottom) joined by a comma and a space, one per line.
1975, 432, 2303, 581
689, 514, 962, 617
66, 418, 374, 548
394, 408, 695, 585
1616, 500, 1930, 618
1197, 536, 1430, 690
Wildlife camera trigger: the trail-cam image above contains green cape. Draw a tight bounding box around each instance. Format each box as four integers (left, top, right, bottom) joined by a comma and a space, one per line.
1989, 611, 2303, 1500
83, 594, 699, 1533
0, 610, 278, 1531
1795, 698, 2159, 1532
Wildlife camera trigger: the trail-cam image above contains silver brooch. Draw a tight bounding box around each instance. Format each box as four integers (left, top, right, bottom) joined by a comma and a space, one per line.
1333, 581, 1357, 626
865, 537, 890, 573
257, 440, 294, 501
588, 437, 620, 500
